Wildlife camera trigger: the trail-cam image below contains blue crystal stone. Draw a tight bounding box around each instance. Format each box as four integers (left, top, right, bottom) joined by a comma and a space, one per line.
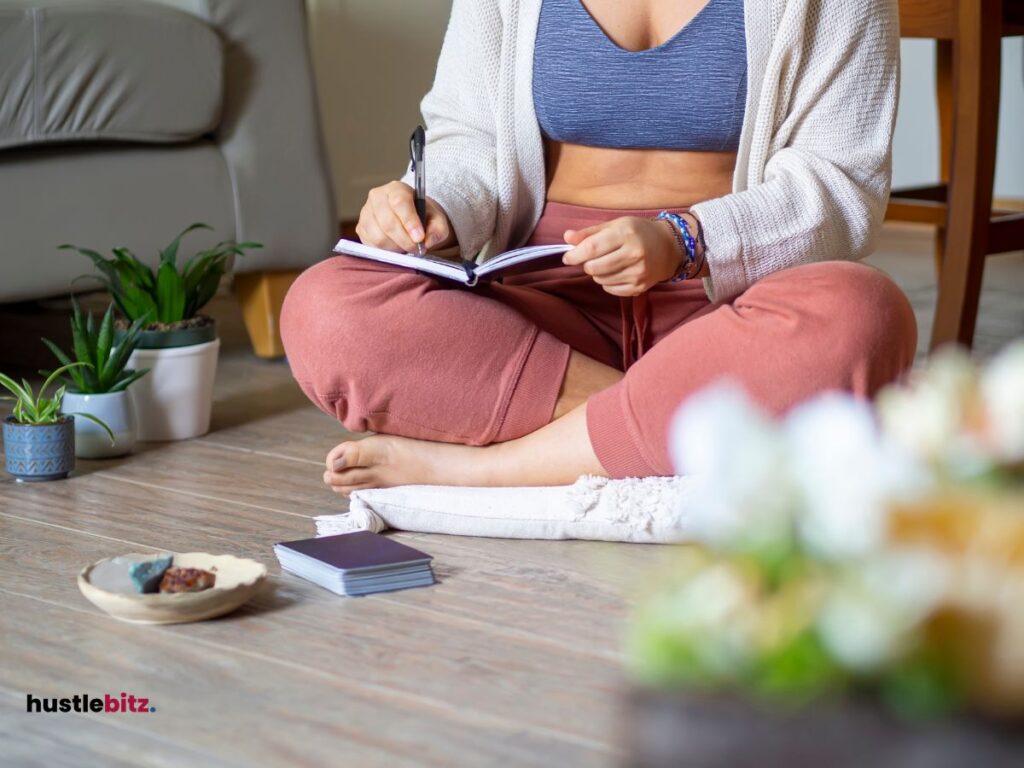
127, 555, 173, 593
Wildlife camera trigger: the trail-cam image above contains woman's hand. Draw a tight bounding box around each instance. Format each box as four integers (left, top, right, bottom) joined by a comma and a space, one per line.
356, 181, 455, 253
562, 216, 685, 297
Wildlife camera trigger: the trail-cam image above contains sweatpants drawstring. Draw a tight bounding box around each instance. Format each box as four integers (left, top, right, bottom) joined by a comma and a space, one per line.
620, 292, 651, 370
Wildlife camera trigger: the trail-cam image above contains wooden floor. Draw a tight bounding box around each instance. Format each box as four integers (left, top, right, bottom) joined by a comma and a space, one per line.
0, 224, 1022, 767
865, 224, 1024, 362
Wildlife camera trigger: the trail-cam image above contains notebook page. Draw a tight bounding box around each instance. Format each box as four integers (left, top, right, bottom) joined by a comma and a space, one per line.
334, 239, 468, 282
476, 244, 571, 277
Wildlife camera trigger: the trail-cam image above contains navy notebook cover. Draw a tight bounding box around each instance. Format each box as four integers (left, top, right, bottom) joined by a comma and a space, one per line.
276, 531, 432, 572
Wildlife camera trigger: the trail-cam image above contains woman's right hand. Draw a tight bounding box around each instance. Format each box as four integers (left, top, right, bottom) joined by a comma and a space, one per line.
356, 181, 454, 253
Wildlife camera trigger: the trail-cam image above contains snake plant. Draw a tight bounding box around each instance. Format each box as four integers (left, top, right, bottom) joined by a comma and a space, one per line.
42, 299, 149, 394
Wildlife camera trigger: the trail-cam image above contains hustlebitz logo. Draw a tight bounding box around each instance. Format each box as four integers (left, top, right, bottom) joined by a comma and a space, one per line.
26, 692, 156, 714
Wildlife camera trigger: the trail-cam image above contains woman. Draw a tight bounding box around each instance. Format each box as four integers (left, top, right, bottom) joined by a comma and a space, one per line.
282, 0, 915, 495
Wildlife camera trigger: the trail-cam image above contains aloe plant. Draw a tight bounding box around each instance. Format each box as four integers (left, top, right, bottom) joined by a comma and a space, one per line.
60, 223, 262, 325
0, 363, 114, 441
42, 299, 149, 394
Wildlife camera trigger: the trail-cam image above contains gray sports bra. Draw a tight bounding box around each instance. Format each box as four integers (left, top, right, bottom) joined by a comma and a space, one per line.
533, 0, 747, 151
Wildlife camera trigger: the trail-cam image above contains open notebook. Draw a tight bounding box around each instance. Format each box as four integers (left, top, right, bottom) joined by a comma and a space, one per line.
333, 238, 572, 287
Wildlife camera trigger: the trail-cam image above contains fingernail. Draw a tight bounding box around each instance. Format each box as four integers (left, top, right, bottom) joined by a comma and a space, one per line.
333, 457, 346, 471
411, 227, 424, 241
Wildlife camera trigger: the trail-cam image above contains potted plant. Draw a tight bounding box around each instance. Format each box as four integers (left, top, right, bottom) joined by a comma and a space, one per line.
42, 299, 149, 459
624, 343, 1024, 767
1, 364, 114, 481
61, 224, 262, 441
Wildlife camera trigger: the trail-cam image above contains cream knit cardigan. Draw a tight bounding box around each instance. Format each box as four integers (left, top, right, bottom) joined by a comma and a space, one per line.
402, 0, 900, 302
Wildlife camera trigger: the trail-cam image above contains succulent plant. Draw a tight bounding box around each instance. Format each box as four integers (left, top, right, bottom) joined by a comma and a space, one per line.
0, 363, 113, 441
61, 223, 262, 325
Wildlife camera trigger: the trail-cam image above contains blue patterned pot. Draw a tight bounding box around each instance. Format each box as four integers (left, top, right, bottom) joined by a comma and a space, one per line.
3, 416, 76, 482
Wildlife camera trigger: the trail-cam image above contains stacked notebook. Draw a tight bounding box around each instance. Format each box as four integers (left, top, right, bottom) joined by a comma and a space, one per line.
274, 531, 435, 596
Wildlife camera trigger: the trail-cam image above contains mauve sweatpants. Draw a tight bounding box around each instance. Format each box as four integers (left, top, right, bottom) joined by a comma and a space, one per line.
281, 202, 917, 477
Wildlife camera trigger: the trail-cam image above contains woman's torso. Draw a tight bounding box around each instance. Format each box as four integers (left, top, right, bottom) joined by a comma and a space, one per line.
535, 0, 746, 209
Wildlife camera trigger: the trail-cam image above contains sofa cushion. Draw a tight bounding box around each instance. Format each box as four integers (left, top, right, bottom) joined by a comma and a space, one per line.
0, 1, 223, 150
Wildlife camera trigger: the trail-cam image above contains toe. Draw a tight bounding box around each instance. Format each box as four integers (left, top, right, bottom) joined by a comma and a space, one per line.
324, 461, 382, 491
343, 438, 387, 472
327, 439, 372, 472
331, 467, 378, 488
326, 441, 352, 472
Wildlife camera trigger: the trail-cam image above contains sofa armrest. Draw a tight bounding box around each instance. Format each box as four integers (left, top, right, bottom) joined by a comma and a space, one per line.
161, 0, 337, 273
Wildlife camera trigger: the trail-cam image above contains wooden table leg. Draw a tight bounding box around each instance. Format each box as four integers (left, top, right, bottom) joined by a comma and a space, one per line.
934, 39, 954, 279
233, 270, 302, 359
930, 0, 1001, 351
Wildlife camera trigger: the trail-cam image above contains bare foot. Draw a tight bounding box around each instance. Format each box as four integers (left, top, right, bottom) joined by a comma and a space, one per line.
322, 404, 607, 496
322, 435, 504, 496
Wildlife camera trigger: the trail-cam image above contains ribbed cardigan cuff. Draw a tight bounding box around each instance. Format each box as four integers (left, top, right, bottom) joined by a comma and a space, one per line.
691, 196, 750, 303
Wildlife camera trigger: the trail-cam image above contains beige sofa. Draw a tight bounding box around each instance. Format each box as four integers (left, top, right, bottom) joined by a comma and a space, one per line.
0, 0, 336, 356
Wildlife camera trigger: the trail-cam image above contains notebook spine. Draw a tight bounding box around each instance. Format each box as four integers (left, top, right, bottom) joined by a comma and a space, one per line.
462, 260, 479, 287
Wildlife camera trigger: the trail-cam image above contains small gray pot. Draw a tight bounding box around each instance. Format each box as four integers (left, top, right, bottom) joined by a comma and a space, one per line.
2, 416, 76, 482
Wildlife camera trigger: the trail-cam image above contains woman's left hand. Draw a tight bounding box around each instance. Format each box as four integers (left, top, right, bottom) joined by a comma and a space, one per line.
562, 216, 682, 297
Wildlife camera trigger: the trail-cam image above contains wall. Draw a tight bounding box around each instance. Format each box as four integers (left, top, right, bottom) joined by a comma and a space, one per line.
894, 38, 1024, 199
305, 0, 451, 221
307, 2, 1024, 220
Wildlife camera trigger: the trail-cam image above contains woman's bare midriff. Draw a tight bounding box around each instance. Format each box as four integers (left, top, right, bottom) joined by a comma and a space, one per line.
544, 140, 736, 210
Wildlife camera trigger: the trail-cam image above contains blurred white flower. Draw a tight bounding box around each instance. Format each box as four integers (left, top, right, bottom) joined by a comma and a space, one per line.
877, 348, 991, 479
817, 550, 949, 673
669, 382, 799, 553
785, 394, 934, 561
632, 556, 758, 680
877, 348, 975, 458
660, 561, 753, 631
981, 341, 1024, 462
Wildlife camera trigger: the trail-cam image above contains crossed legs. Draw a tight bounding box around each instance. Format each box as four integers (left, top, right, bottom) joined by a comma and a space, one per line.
319, 350, 622, 494
281, 255, 917, 495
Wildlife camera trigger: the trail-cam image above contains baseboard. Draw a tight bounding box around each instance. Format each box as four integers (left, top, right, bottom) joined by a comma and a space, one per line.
995, 197, 1024, 212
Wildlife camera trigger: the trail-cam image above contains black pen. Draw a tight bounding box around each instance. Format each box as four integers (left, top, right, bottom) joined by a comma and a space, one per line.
410, 125, 427, 256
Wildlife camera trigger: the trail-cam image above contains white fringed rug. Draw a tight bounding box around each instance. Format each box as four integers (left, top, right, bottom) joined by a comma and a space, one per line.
315, 474, 693, 544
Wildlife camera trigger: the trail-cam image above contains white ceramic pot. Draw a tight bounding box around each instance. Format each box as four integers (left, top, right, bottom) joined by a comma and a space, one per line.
61, 391, 137, 459
127, 338, 220, 441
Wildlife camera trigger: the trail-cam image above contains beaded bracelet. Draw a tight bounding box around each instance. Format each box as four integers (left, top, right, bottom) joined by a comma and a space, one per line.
657, 217, 688, 278
684, 215, 707, 278
691, 213, 708, 256
655, 211, 701, 282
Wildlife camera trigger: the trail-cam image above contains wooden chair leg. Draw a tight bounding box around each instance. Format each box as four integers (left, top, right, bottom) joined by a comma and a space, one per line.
930, 0, 1001, 351
933, 40, 954, 278
233, 270, 302, 359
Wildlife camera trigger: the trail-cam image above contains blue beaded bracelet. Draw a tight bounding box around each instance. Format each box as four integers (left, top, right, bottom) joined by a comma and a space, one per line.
656, 211, 698, 282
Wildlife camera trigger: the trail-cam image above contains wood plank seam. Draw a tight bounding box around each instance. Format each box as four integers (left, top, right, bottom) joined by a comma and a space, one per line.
91, 473, 318, 520
0, 507, 626, 662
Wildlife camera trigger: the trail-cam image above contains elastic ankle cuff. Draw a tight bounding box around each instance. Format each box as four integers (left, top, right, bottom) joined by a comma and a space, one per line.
586, 383, 659, 478
495, 329, 571, 442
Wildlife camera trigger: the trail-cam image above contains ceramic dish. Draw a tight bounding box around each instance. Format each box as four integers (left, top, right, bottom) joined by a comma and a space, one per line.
78, 552, 267, 625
